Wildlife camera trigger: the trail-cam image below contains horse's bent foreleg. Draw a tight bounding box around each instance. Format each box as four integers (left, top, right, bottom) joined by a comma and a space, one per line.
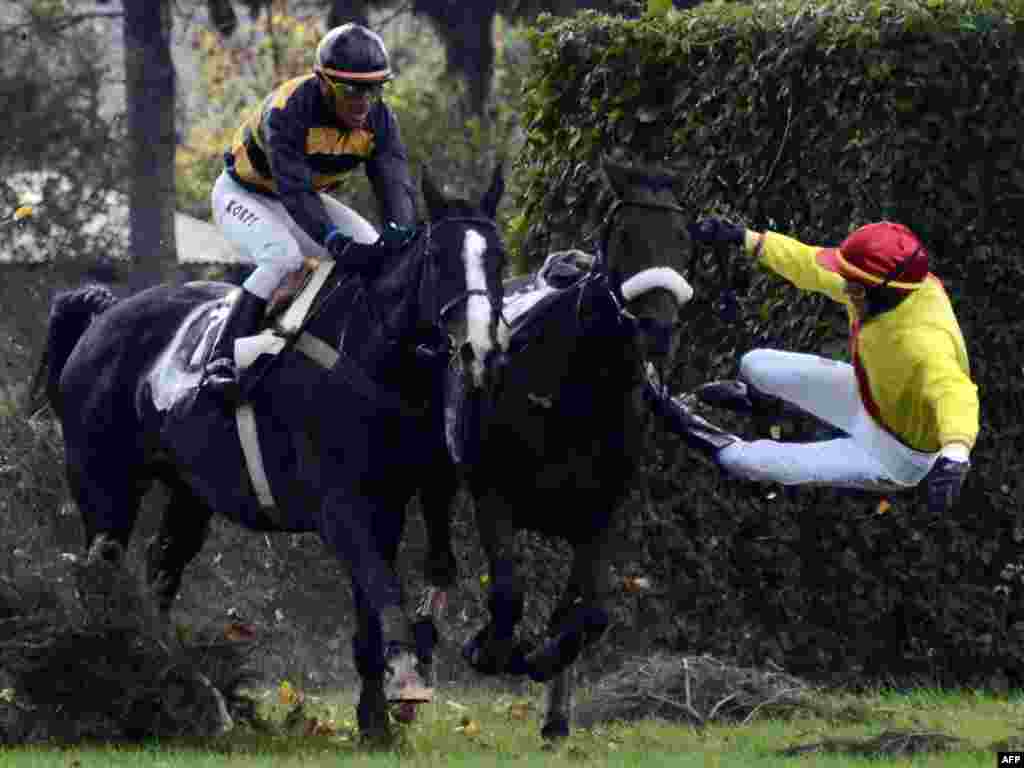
145, 476, 214, 617
528, 543, 611, 685
463, 507, 528, 675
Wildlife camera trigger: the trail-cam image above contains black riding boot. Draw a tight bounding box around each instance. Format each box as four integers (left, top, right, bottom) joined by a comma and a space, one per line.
695, 379, 791, 436
658, 394, 739, 462
203, 289, 267, 405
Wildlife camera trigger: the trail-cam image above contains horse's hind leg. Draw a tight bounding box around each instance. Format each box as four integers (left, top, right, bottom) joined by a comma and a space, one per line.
67, 450, 150, 560
145, 474, 214, 617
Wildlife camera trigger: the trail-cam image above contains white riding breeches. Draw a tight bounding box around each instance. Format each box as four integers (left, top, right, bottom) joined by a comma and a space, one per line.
211, 170, 379, 300
717, 349, 939, 492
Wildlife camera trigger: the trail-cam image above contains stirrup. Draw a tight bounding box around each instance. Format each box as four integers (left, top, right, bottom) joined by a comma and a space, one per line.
203, 357, 242, 405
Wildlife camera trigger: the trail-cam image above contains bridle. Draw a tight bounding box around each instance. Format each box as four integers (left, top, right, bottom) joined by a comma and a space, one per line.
591, 197, 692, 401
416, 215, 510, 366
596, 197, 689, 271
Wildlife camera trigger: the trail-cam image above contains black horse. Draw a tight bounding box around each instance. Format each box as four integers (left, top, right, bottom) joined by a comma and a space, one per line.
32, 166, 508, 741
420, 162, 695, 739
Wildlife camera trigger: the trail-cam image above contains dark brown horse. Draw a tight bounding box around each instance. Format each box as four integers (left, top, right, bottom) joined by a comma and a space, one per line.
421, 162, 695, 739
32, 167, 509, 742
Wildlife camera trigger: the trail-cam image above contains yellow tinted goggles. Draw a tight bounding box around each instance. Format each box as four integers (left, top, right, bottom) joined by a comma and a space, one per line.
324, 77, 385, 101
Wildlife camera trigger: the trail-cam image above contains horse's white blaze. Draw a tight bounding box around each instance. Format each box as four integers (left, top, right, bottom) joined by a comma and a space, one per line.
462, 229, 494, 387
621, 267, 694, 306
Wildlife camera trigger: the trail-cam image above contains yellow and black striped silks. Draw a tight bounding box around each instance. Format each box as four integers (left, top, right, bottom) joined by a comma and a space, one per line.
224, 74, 415, 245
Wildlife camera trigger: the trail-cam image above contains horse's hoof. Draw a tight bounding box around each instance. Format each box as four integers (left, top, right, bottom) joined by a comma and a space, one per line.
541, 717, 570, 741
357, 683, 391, 745
383, 647, 433, 703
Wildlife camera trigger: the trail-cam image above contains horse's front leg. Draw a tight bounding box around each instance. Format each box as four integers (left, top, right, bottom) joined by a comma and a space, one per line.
419, 449, 460, 591
318, 484, 431, 742
462, 496, 528, 676
413, 450, 459, 680
533, 541, 613, 740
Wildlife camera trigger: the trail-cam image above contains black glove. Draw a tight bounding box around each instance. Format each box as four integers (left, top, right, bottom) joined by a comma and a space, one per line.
687, 218, 746, 246
325, 228, 383, 278
926, 456, 970, 514
324, 228, 354, 260
376, 221, 416, 251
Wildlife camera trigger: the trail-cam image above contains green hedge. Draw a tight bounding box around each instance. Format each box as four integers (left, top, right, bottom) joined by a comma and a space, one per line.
513, 0, 1024, 687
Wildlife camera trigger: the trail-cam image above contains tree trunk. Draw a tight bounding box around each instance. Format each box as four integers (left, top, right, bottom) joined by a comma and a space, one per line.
124, 0, 177, 292
414, 0, 497, 117
206, 0, 239, 37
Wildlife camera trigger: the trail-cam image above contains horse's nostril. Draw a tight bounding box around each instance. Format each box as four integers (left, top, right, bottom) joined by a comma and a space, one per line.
460, 341, 475, 366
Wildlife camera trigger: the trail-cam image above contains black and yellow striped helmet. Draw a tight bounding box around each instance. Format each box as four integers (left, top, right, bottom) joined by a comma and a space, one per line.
314, 23, 392, 83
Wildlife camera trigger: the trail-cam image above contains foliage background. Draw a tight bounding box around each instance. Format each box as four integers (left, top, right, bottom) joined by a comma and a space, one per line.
2, 0, 1022, 698
514, 0, 1024, 689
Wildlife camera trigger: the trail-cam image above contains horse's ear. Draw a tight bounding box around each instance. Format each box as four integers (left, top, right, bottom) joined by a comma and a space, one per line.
480, 161, 505, 220
422, 166, 445, 220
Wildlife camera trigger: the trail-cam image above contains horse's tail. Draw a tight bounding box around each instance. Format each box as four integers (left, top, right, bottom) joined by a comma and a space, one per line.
28, 284, 119, 415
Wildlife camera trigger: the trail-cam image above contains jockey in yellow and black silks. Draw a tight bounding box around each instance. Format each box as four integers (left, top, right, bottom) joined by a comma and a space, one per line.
206, 22, 417, 404
652, 219, 978, 515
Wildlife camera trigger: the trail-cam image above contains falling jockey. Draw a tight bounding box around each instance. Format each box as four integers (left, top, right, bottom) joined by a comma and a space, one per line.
652, 218, 979, 515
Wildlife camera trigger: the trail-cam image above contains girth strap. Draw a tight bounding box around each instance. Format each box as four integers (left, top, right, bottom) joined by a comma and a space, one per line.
294, 331, 339, 369
235, 328, 424, 514
235, 404, 283, 520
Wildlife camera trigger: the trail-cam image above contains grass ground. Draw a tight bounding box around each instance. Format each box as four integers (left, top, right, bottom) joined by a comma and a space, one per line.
1, 685, 1021, 767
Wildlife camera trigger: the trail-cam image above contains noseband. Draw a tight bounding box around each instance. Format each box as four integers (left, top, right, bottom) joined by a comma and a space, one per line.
417, 215, 509, 365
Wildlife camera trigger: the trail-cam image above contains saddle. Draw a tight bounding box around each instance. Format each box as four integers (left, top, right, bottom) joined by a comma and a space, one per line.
537, 249, 594, 290
501, 250, 597, 349
233, 257, 337, 370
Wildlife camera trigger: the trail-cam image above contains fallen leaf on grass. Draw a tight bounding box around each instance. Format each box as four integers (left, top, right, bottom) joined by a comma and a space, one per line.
224, 621, 257, 642
507, 702, 532, 720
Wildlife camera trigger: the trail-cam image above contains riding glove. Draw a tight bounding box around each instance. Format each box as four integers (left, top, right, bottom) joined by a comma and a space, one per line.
925, 456, 970, 514
687, 218, 746, 246
324, 227, 355, 259
324, 227, 382, 278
